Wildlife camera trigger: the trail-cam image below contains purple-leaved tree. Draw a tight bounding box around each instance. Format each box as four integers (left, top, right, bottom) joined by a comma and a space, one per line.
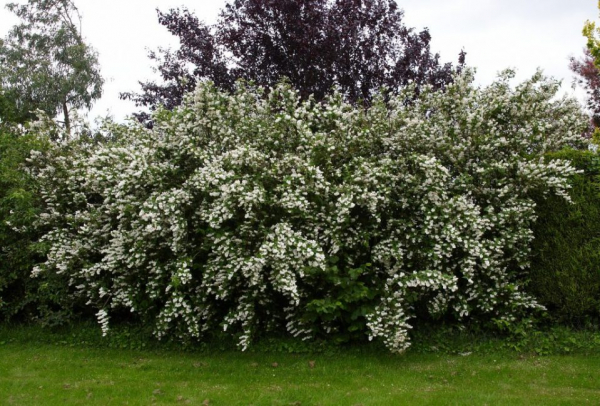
122, 0, 465, 125
570, 49, 600, 128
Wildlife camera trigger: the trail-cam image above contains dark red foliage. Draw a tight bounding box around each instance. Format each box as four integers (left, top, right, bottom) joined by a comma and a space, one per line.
122, 0, 466, 125
570, 49, 600, 127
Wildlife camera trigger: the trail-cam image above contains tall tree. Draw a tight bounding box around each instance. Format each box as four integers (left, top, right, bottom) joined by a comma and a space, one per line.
575, 1, 600, 132
0, 0, 103, 136
123, 0, 465, 125
583, 1, 600, 69
569, 50, 600, 128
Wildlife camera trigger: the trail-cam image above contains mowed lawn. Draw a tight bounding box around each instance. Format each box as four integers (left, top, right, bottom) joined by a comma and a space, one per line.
1, 341, 599, 405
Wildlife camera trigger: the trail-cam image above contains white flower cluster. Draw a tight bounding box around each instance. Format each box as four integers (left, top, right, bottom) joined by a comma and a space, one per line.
29, 69, 588, 352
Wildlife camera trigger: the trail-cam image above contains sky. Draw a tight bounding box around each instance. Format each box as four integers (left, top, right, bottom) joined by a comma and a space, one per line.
0, 0, 597, 122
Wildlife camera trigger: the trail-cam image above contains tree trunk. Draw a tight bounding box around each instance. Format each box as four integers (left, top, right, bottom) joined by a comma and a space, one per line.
62, 101, 71, 140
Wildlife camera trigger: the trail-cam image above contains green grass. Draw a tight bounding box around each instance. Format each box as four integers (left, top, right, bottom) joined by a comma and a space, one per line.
1, 325, 600, 405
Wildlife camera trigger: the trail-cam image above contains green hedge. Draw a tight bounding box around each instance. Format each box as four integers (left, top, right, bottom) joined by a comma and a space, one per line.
0, 129, 73, 325
530, 149, 600, 325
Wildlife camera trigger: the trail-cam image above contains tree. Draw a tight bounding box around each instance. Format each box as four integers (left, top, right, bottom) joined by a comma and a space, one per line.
0, 0, 103, 136
123, 0, 465, 125
574, 1, 600, 133
569, 50, 600, 128
0, 83, 21, 125
583, 1, 600, 68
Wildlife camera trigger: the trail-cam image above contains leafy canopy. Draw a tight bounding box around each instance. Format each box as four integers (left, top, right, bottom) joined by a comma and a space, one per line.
0, 0, 103, 134
584, 1, 600, 68
569, 50, 600, 129
123, 0, 465, 125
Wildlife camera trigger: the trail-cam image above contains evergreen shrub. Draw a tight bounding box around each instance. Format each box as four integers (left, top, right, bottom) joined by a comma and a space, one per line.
0, 129, 74, 324
530, 149, 600, 325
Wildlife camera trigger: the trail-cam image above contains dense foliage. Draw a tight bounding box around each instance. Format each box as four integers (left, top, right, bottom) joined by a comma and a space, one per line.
583, 1, 600, 70
0, 129, 38, 319
30, 70, 587, 352
530, 149, 600, 325
0, 128, 71, 324
0, 0, 103, 134
123, 0, 465, 125
569, 50, 600, 128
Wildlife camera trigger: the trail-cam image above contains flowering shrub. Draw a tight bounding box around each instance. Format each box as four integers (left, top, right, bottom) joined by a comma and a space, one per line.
29, 69, 588, 352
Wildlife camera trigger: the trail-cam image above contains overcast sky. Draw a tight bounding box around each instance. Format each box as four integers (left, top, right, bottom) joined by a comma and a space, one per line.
0, 0, 597, 122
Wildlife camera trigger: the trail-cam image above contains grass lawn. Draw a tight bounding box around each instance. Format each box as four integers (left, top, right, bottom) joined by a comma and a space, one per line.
1, 325, 599, 405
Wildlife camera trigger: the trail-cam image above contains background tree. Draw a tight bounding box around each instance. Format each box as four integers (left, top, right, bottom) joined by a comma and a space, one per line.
569, 50, 600, 128
0, 82, 22, 125
123, 0, 465, 125
0, 0, 103, 136
583, 1, 600, 68
574, 1, 600, 134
